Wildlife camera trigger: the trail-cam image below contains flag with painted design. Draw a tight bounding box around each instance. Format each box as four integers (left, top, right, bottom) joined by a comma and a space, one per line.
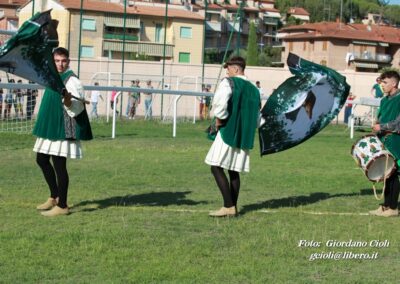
259, 53, 351, 155
0, 10, 65, 94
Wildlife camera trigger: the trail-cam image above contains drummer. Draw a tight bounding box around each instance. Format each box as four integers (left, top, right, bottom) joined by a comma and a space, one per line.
370, 71, 400, 217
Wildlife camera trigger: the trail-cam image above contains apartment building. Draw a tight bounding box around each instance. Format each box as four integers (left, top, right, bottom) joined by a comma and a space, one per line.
0, 0, 25, 44
18, 0, 204, 64
279, 22, 400, 71
193, 0, 282, 55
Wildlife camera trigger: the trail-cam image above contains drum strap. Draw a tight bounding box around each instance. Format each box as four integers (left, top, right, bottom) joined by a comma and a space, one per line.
372, 153, 390, 200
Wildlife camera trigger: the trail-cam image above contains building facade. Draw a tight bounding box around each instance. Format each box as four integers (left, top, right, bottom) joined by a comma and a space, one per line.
279, 22, 400, 71
19, 0, 205, 64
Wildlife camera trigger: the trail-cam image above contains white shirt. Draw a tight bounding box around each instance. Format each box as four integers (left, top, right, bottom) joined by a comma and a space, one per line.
90, 90, 102, 103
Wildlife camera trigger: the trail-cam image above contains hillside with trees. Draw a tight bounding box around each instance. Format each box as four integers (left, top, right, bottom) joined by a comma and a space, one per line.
275, 0, 400, 26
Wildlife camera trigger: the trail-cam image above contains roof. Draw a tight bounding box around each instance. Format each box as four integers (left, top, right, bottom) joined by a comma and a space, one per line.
287, 7, 309, 16
259, 7, 280, 13
280, 22, 400, 44
0, 0, 27, 6
57, 0, 204, 21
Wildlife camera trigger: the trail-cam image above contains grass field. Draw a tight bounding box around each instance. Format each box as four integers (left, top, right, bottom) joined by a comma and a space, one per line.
0, 120, 399, 283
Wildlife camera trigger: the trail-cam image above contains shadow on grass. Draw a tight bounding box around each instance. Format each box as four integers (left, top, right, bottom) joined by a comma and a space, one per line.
74, 191, 207, 212
240, 189, 375, 215
93, 133, 138, 139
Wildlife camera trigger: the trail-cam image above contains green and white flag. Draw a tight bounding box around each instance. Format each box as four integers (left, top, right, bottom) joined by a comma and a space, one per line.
259, 53, 351, 155
0, 10, 64, 93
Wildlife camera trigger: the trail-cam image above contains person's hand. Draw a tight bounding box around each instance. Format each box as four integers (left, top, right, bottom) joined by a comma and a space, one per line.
62, 89, 72, 107
215, 118, 224, 130
372, 123, 381, 132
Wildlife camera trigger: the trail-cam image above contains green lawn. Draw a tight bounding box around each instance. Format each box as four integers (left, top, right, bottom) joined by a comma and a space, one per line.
0, 120, 398, 283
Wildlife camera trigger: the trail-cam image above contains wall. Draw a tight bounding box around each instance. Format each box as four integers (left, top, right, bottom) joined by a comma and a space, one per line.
60, 58, 380, 122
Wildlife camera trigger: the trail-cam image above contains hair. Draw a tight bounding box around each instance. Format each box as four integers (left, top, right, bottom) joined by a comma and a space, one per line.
53, 47, 69, 58
380, 71, 400, 87
256, 81, 260, 84
224, 56, 246, 71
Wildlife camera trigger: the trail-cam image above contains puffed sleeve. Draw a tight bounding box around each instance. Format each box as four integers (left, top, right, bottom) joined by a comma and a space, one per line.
64, 76, 85, 118
380, 114, 400, 133
212, 78, 232, 120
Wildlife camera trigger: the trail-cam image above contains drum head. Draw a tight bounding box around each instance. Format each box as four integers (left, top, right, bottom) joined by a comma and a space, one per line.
366, 154, 397, 182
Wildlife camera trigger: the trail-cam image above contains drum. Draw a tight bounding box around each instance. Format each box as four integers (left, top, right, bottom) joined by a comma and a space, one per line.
351, 134, 397, 182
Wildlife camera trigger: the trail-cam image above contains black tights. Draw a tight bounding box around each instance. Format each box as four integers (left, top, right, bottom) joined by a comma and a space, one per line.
383, 172, 400, 210
211, 166, 240, 208
36, 153, 69, 208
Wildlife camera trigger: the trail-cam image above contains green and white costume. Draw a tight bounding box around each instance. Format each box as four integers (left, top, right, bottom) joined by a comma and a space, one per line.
33, 69, 91, 159
205, 75, 260, 172
378, 90, 400, 162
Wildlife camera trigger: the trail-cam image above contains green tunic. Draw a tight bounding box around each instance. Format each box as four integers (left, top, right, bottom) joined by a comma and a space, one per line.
378, 90, 400, 161
33, 70, 92, 141
219, 77, 260, 150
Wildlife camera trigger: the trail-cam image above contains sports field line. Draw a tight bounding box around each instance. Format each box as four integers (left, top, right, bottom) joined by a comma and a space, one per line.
259, 209, 370, 216
95, 205, 371, 216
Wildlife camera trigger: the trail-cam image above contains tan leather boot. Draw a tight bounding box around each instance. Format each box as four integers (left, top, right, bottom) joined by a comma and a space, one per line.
36, 198, 57, 210
369, 206, 386, 216
41, 206, 69, 217
209, 206, 237, 217
375, 208, 398, 217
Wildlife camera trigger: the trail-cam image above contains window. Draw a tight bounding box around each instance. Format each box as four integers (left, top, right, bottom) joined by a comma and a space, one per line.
155, 23, 163, 43
180, 27, 192, 39
140, 22, 145, 36
81, 46, 94, 58
322, 41, 328, 51
303, 42, 307, 51
289, 42, 293, 52
179, 52, 190, 63
82, 19, 96, 31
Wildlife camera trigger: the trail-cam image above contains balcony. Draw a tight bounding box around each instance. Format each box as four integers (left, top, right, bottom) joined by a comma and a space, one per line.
263, 17, 279, 25
353, 52, 392, 63
226, 21, 240, 32
205, 21, 222, 32
104, 33, 139, 41
103, 40, 174, 57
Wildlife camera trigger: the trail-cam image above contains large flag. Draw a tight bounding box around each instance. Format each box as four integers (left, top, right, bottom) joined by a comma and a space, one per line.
0, 10, 65, 93
259, 53, 351, 155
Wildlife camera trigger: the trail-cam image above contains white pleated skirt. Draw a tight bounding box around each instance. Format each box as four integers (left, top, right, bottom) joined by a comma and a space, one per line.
33, 138, 83, 159
205, 132, 250, 173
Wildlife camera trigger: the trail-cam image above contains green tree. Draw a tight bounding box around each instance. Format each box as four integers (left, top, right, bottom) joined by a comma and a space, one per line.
246, 21, 258, 66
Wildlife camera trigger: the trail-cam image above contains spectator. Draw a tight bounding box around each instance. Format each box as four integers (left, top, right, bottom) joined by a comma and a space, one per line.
144, 80, 153, 120
4, 79, 15, 120
110, 88, 119, 115
129, 80, 141, 120
15, 79, 24, 118
90, 82, 103, 119
255, 81, 265, 99
26, 81, 38, 120
371, 77, 384, 98
344, 92, 356, 125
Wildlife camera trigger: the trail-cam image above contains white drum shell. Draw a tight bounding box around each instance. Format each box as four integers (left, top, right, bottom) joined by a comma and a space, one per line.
351, 135, 397, 182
